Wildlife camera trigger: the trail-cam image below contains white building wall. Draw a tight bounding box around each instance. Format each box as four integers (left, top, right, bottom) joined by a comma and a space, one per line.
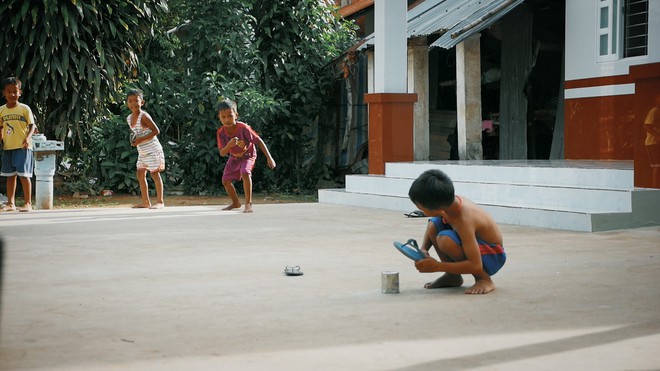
373, 0, 407, 93
652, 3, 660, 58
565, 0, 660, 82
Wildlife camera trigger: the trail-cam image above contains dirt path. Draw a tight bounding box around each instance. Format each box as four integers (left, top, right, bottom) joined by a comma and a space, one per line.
52, 193, 316, 209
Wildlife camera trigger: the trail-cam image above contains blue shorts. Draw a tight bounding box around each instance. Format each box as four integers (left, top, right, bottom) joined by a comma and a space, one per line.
1, 149, 34, 177
430, 217, 506, 276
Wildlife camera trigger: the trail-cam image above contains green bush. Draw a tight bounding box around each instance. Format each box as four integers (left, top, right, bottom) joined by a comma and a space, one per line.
4, 0, 357, 196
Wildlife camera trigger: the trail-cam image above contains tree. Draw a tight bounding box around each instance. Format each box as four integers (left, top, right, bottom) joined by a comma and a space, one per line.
1, 0, 356, 195
0, 0, 168, 146
136, 0, 357, 193
250, 0, 357, 190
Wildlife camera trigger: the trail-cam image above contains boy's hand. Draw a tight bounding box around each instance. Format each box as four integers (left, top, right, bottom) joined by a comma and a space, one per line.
267, 158, 276, 169
22, 137, 31, 149
415, 257, 440, 273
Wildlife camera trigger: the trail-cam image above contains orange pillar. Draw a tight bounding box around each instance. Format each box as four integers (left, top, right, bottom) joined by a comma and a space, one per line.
364, 93, 418, 174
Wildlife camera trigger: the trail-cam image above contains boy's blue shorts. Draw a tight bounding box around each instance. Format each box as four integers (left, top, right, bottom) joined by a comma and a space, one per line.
430, 217, 506, 276
1, 149, 34, 177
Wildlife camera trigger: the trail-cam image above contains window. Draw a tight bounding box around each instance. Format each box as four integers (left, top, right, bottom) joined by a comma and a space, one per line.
623, 0, 648, 57
597, 0, 619, 61
597, 0, 648, 62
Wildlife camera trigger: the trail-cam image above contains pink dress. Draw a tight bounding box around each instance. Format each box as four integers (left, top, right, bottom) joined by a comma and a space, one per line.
216, 122, 260, 181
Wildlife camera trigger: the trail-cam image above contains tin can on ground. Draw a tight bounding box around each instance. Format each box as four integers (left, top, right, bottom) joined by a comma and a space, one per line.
381, 271, 400, 294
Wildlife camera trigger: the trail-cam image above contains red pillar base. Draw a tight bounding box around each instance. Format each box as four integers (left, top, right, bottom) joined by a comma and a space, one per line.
364, 93, 418, 175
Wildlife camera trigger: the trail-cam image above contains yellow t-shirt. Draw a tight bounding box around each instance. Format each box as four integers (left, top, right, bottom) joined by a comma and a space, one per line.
0, 103, 35, 150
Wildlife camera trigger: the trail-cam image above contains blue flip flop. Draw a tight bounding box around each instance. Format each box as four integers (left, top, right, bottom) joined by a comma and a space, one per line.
393, 239, 426, 261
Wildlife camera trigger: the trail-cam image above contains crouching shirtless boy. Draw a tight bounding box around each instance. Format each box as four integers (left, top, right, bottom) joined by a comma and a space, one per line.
408, 169, 506, 295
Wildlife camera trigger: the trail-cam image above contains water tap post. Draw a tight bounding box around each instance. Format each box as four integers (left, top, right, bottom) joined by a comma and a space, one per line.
32, 134, 64, 210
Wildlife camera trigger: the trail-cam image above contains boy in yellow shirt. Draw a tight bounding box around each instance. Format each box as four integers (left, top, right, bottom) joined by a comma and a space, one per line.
0, 77, 36, 212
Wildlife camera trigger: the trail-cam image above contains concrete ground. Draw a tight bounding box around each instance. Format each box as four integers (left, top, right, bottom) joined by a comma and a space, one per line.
0, 203, 659, 370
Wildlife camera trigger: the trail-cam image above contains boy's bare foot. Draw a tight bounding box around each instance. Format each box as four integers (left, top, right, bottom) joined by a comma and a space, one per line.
424, 273, 463, 289
149, 203, 165, 209
132, 203, 151, 209
19, 203, 32, 212
222, 203, 241, 211
243, 203, 253, 213
465, 279, 495, 295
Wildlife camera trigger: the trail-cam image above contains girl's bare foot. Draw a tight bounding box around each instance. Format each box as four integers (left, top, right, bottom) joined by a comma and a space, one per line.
132, 203, 151, 209
1, 204, 16, 212
243, 203, 253, 213
222, 203, 241, 211
149, 203, 165, 209
465, 278, 495, 294
424, 273, 463, 289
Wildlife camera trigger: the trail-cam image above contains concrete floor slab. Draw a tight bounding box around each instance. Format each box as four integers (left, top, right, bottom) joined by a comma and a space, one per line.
1, 203, 659, 370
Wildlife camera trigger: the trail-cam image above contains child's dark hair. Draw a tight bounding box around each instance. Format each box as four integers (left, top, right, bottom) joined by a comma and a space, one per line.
127, 88, 144, 99
217, 99, 237, 112
2, 77, 21, 89
408, 169, 455, 210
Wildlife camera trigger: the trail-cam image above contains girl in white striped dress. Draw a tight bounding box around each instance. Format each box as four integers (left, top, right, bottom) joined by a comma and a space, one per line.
126, 89, 165, 209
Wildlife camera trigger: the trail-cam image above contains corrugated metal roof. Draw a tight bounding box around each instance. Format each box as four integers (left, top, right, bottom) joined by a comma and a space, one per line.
428, 0, 525, 48
358, 0, 525, 50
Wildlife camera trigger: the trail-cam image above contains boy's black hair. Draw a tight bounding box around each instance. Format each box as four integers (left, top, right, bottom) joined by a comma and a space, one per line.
126, 88, 144, 99
2, 77, 21, 89
408, 169, 455, 210
217, 99, 237, 112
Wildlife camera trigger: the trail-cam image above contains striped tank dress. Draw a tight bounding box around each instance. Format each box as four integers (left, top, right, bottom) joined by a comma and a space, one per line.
127, 111, 165, 172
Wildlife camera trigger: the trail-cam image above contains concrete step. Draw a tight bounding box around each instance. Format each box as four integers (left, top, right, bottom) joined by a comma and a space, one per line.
317, 188, 595, 231
343, 174, 633, 213
317, 160, 660, 232
317, 188, 416, 213
385, 161, 634, 190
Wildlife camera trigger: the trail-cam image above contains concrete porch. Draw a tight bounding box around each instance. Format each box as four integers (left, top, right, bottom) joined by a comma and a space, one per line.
318, 160, 660, 232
